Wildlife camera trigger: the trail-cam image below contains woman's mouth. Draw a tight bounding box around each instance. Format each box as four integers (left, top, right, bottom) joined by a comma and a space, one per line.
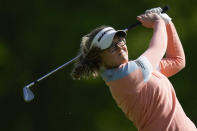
119, 51, 125, 56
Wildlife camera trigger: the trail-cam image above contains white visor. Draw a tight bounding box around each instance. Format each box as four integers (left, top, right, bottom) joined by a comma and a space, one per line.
90, 27, 127, 50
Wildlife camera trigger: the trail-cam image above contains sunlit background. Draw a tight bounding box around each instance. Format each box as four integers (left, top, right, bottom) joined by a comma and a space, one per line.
0, 0, 196, 130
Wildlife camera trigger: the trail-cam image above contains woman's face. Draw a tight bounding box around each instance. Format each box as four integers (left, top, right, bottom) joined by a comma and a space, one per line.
99, 37, 128, 69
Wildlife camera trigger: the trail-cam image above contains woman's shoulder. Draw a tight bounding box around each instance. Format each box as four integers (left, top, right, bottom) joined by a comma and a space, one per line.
100, 60, 138, 82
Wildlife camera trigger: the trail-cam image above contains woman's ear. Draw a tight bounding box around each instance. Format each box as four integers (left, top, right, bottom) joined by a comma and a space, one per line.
99, 52, 108, 68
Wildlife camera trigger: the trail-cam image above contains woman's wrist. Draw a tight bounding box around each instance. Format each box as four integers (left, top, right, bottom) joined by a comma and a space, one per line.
153, 19, 165, 29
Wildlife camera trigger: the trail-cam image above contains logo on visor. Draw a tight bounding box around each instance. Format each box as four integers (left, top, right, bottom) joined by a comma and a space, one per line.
97, 29, 113, 42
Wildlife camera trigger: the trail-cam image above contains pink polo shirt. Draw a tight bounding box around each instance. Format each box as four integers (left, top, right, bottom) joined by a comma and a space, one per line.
102, 66, 196, 131
101, 22, 196, 131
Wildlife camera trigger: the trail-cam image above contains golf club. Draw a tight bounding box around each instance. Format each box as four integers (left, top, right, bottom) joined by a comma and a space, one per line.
23, 5, 169, 102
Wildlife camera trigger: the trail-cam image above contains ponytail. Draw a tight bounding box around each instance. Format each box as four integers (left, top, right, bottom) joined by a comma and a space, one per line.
71, 25, 108, 80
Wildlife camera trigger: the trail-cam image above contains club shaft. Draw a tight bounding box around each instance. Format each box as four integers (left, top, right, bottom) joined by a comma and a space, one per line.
37, 54, 80, 82
25, 54, 81, 88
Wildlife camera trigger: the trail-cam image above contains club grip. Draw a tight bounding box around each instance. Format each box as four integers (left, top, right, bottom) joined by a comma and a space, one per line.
161, 5, 169, 13
124, 5, 169, 31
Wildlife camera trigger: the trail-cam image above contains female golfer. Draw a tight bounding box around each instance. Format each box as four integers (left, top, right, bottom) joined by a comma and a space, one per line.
71, 8, 197, 131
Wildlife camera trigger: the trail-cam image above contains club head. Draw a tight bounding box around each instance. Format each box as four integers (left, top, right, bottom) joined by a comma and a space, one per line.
23, 86, 34, 102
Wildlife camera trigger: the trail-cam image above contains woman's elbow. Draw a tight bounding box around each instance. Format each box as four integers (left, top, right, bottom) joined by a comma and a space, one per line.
177, 56, 186, 71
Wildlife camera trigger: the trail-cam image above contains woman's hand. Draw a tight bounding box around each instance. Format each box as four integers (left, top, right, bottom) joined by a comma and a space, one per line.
137, 13, 164, 28
145, 7, 172, 24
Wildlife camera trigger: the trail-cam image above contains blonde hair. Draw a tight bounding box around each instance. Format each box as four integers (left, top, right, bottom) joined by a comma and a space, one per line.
71, 25, 108, 80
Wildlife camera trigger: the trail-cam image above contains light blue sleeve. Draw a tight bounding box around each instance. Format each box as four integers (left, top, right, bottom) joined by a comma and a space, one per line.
101, 61, 138, 82
101, 56, 153, 82
134, 56, 153, 82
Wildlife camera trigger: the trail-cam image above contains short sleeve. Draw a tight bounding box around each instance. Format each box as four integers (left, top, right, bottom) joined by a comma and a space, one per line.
101, 61, 138, 82
134, 56, 153, 82
101, 56, 153, 83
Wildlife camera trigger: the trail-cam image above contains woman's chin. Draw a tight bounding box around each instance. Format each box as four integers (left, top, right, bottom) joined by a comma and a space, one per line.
120, 57, 128, 64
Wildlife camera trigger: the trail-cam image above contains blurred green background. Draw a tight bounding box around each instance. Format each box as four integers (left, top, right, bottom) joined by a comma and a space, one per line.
0, 0, 196, 130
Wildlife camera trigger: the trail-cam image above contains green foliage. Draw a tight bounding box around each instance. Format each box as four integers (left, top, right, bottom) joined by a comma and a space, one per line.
0, 0, 196, 130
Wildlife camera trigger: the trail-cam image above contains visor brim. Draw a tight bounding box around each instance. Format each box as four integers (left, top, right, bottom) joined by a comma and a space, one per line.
114, 30, 127, 38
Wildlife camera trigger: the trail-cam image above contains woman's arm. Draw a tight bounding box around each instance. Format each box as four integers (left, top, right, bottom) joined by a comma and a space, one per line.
159, 22, 185, 77
137, 13, 168, 69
